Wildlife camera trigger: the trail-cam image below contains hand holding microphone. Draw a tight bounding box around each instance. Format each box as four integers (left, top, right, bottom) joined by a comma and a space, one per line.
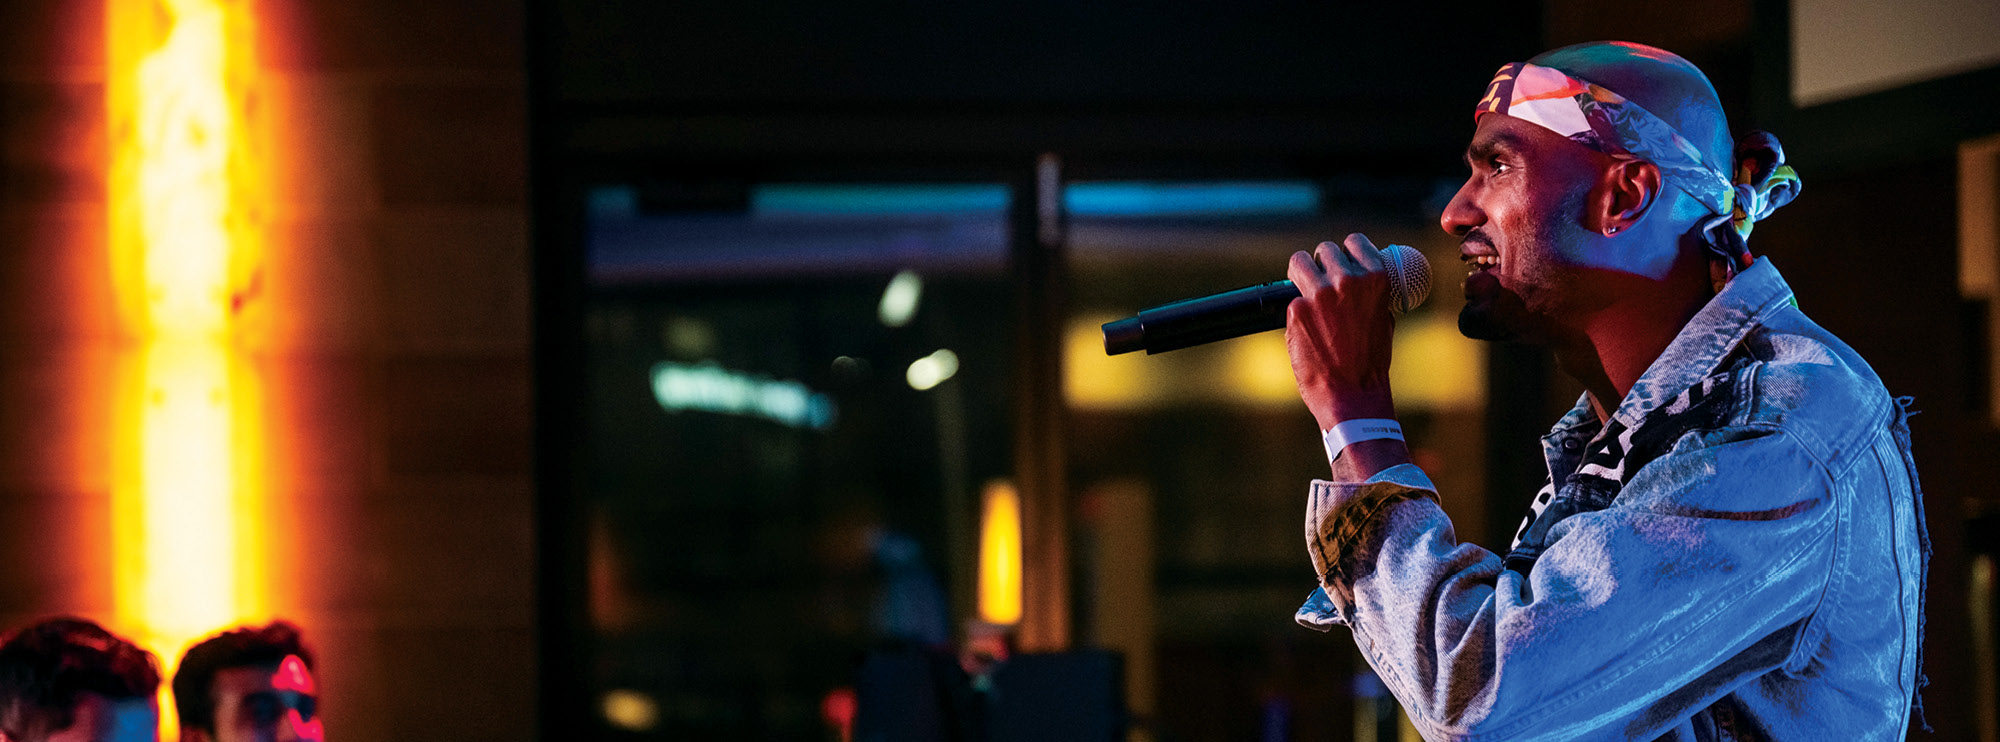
1100, 234, 1432, 478
1100, 240, 1432, 355
1284, 234, 1424, 433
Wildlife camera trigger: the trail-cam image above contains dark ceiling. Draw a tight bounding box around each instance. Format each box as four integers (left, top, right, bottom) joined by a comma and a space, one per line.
535, 1, 1545, 172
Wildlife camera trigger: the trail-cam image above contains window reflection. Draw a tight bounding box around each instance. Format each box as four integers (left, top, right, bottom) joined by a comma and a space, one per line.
582, 181, 1013, 737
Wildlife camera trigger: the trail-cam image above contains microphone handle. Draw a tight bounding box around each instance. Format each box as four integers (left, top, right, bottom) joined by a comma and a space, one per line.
1102, 280, 1300, 355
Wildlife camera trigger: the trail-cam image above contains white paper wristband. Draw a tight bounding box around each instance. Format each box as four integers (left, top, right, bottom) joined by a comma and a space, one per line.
1321, 418, 1404, 462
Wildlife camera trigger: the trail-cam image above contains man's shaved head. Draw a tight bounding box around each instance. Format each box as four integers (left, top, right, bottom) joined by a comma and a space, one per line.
1526, 41, 1732, 177
1510, 41, 1740, 240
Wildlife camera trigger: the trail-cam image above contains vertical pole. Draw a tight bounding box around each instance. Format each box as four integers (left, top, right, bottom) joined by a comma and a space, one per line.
525, 1, 589, 733
1012, 153, 1070, 651
1958, 136, 2000, 426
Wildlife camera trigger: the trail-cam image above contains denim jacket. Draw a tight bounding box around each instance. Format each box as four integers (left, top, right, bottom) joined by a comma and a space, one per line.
1295, 258, 1930, 741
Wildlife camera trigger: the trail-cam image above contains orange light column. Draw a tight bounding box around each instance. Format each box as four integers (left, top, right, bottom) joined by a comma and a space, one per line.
106, 0, 268, 728
977, 480, 1023, 625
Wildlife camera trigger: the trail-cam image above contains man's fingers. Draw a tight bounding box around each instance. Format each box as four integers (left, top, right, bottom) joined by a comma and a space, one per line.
1288, 249, 1328, 291
1297, 234, 1390, 297
1315, 240, 1358, 277
1343, 233, 1385, 272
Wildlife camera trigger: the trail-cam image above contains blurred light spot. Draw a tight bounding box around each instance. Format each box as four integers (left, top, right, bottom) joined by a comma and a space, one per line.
1038, 153, 1064, 246
274, 654, 314, 694
752, 183, 1010, 217
651, 362, 836, 429
663, 316, 715, 357
1224, 331, 1300, 404
905, 349, 959, 391
1388, 312, 1486, 411
831, 355, 872, 382
821, 687, 858, 742
878, 270, 923, 327
1063, 315, 1159, 408
1972, 553, 1997, 742
1066, 181, 1320, 218
978, 480, 1023, 625
586, 186, 638, 219
109, 700, 158, 742
602, 689, 660, 732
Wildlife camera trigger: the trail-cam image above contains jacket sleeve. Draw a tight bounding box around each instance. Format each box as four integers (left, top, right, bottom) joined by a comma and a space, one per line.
1305, 428, 1836, 741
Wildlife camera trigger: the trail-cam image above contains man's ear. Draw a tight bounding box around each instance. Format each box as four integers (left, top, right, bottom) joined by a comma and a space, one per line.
1589, 158, 1661, 236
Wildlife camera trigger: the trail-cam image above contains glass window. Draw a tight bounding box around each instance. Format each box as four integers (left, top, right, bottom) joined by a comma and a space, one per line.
581, 181, 1016, 738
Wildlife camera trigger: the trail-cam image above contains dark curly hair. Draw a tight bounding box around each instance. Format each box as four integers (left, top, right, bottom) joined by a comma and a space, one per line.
171, 621, 315, 734
0, 616, 161, 739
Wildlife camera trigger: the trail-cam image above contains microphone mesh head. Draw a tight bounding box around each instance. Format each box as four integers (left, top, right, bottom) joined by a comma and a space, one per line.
1381, 244, 1432, 315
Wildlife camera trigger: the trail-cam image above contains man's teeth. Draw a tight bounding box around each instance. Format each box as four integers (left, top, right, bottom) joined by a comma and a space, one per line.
1465, 255, 1499, 272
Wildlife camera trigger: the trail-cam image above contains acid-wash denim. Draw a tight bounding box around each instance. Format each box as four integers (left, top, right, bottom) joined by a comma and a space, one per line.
1295, 258, 1930, 741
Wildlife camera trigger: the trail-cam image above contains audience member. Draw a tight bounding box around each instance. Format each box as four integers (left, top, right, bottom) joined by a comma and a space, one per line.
0, 617, 160, 742
172, 622, 321, 742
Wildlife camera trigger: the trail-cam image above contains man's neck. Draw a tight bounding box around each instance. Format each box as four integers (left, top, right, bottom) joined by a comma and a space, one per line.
1556, 255, 1716, 423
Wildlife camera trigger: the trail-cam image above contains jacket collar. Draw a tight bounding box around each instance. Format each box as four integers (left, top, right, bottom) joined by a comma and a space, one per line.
1547, 257, 1796, 436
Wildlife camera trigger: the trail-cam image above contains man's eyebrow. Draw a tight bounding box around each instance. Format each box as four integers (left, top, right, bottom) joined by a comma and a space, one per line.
1464, 131, 1530, 167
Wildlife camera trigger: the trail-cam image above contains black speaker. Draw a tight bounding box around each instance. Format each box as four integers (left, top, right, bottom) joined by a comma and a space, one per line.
986, 650, 1126, 742
855, 646, 981, 742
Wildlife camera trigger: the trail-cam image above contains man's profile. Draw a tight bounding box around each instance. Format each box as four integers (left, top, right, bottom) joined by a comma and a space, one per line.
0, 617, 161, 742
172, 622, 322, 742
1285, 41, 1928, 740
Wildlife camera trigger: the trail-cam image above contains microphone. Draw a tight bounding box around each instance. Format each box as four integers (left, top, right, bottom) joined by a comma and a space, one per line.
1101, 243, 1431, 355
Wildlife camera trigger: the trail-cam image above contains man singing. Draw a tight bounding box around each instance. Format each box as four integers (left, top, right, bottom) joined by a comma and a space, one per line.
1285, 41, 1929, 740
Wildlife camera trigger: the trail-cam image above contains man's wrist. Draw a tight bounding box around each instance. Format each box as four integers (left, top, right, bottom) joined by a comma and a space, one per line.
1307, 392, 1408, 479
1327, 438, 1411, 482
1310, 389, 1397, 431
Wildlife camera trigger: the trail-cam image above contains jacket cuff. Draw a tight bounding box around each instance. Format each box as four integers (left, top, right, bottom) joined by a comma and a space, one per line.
1298, 464, 1438, 627
1295, 586, 1345, 631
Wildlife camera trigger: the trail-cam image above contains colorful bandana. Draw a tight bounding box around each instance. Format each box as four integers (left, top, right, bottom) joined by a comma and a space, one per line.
1474, 62, 1801, 270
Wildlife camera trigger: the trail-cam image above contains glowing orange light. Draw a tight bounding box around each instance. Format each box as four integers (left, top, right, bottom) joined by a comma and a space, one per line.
978, 480, 1024, 625
107, 0, 267, 736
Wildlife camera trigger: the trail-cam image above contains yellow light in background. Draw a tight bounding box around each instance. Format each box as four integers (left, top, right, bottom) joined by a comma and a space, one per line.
1063, 314, 1160, 409
1223, 331, 1301, 405
601, 689, 662, 732
1387, 312, 1486, 411
1063, 309, 1485, 412
107, 0, 266, 735
977, 480, 1023, 625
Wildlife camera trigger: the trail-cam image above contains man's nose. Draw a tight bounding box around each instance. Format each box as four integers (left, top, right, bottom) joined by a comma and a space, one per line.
1439, 178, 1483, 237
